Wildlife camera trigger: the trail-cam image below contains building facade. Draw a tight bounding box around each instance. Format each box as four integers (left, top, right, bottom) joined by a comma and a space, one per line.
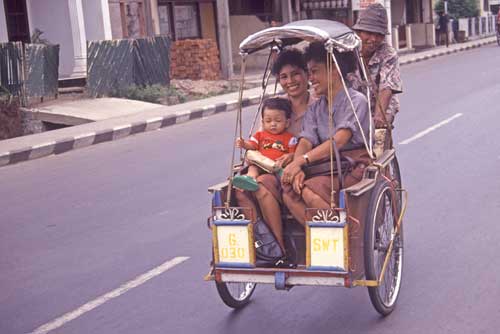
5, 0, 484, 81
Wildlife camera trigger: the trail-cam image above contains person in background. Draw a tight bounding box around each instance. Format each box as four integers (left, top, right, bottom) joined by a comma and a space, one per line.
348, 3, 402, 128
496, 10, 500, 33
438, 11, 449, 47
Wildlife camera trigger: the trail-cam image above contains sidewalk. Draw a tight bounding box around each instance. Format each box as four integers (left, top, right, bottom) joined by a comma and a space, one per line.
0, 36, 496, 167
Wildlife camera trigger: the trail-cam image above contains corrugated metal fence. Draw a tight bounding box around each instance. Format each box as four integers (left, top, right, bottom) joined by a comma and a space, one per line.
24, 44, 60, 100
87, 36, 170, 97
0, 42, 59, 106
0, 42, 23, 98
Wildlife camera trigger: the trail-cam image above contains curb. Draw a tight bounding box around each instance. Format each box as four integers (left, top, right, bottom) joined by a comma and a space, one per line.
0, 94, 264, 168
0, 37, 496, 168
400, 37, 496, 65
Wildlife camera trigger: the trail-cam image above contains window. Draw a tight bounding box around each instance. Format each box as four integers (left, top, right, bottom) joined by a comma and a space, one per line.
4, 0, 30, 42
108, 0, 146, 38
174, 4, 199, 39
158, 5, 171, 35
157, 1, 201, 40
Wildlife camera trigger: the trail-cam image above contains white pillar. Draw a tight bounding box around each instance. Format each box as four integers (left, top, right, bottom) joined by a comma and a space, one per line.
0, 0, 8, 42
150, 0, 161, 35
99, 0, 112, 39
295, 0, 301, 20
68, 0, 87, 77
384, 0, 393, 46
429, 23, 436, 46
405, 24, 412, 49
216, 0, 233, 79
392, 26, 399, 50
281, 0, 293, 23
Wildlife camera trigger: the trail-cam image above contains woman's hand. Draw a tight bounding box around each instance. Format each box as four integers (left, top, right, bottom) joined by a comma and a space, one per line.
281, 159, 303, 185
292, 171, 305, 194
275, 153, 294, 168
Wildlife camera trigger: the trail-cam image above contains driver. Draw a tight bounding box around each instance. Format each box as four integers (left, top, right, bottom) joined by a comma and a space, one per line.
348, 3, 402, 128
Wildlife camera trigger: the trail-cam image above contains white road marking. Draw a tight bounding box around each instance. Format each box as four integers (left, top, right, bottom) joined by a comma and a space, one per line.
29, 256, 190, 334
399, 113, 463, 145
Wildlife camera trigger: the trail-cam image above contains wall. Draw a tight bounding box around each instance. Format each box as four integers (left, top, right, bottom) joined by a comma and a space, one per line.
410, 23, 435, 46
422, 0, 432, 23
229, 15, 268, 70
26, 0, 75, 78
458, 18, 470, 37
391, 0, 406, 26
82, 0, 112, 41
170, 39, 220, 80
109, 1, 124, 38
200, 2, 217, 41
0, 1, 7, 42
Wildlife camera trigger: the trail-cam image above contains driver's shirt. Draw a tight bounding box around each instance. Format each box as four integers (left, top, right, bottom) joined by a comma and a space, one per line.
347, 42, 402, 120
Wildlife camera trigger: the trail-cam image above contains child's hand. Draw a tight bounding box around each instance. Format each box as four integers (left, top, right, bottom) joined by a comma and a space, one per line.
276, 153, 294, 168
235, 137, 245, 149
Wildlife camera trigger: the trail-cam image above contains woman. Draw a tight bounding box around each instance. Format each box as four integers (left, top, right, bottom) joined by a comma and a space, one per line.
235, 48, 314, 253
281, 42, 372, 226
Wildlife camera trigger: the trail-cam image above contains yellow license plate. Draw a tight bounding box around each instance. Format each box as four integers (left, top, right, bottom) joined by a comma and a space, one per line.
213, 220, 254, 267
307, 223, 347, 271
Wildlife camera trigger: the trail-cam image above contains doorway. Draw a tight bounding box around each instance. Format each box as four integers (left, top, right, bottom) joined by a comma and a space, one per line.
3, 0, 30, 42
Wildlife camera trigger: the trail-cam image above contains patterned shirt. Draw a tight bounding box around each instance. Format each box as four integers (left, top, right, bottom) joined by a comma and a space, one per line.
348, 42, 402, 118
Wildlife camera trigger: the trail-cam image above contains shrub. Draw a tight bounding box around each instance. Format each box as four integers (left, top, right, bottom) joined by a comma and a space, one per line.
110, 84, 187, 105
0, 87, 23, 139
434, 0, 479, 19
110, 84, 164, 103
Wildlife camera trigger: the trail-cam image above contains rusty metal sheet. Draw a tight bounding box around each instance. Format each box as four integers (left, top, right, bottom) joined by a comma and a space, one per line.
87, 36, 171, 97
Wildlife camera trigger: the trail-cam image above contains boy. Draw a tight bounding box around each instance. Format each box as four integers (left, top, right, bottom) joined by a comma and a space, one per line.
233, 97, 297, 191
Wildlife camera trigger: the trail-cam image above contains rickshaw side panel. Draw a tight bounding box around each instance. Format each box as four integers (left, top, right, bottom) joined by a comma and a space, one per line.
345, 191, 371, 281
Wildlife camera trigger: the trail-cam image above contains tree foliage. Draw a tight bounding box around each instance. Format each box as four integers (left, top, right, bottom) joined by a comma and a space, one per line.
434, 0, 479, 19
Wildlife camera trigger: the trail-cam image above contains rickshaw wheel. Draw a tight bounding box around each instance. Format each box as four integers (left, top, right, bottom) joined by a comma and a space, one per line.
215, 281, 256, 309
387, 155, 402, 204
364, 179, 403, 316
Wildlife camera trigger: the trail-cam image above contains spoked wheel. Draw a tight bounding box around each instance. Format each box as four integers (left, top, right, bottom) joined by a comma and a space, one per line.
216, 281, 256, 309
387, 155, 402, 207
364, 179, 403, 316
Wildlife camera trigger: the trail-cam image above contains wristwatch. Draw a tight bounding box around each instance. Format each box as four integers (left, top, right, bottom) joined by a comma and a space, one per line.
302, 154, 310, 165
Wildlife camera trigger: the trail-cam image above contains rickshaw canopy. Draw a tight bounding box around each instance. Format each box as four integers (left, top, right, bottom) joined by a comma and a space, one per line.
239, 20, 360, 54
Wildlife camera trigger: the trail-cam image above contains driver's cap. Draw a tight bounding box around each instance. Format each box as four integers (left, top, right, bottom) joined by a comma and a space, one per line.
353, 3, 389, 35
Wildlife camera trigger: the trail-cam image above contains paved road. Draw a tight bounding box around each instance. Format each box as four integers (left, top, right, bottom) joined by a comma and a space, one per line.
2, 44, 500, 334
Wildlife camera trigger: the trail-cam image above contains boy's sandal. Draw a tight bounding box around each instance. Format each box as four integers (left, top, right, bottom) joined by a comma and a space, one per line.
232, 175, 259, 192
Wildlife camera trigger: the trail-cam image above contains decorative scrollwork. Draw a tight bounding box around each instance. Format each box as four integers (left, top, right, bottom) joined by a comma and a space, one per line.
219, 208, 245, 221
312, 209, 339, 223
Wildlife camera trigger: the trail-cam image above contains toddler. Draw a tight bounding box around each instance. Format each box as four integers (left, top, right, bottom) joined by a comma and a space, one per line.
233, 97, 297, 191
